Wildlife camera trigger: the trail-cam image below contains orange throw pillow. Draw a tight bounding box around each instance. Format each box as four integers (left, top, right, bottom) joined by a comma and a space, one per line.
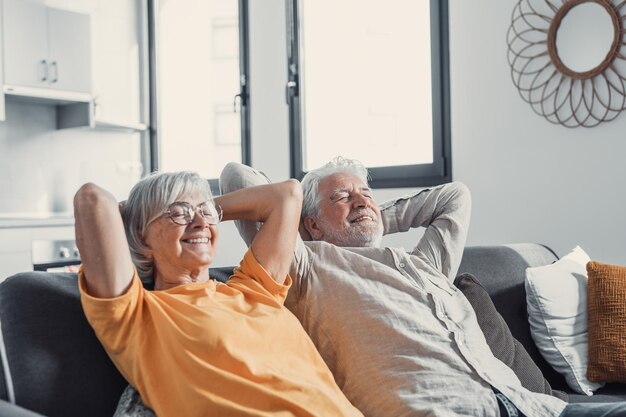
587, 261, 626, 382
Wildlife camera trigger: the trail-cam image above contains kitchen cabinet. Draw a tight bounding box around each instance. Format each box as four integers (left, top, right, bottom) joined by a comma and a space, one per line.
0, 0, 148, 131
2, 0, 92, 95
90, 0, 148, 132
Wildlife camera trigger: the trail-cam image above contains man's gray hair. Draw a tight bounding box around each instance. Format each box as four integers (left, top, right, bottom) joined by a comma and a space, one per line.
301, 156, 370, 218
123, 171, 212, 282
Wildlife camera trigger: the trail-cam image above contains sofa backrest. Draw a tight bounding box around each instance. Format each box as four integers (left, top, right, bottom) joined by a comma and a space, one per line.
0, 245, 563, 416
457, 243, 568, 391
0, 267, 234, 417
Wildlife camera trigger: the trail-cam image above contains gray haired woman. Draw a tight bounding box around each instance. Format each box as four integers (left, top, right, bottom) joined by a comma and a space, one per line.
74, 165, 363, 417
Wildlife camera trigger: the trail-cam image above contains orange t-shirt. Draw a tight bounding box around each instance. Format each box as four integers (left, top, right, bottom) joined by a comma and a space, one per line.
79, 249, 362, 417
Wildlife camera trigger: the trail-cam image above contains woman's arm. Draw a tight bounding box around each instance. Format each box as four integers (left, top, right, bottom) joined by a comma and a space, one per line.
74, 183, 135, 298
215, 180, 302, 285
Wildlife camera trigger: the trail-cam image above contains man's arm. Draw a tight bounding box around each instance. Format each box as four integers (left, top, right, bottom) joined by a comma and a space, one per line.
379, 182, 471, 281
219, 162, 270, 245
220, 162, 310, 300
215, 180, 302, 284
74, 183, 135, 298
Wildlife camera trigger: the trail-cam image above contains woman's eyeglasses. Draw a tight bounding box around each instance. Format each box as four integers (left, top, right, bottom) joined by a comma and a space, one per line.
163, 201, 222, 225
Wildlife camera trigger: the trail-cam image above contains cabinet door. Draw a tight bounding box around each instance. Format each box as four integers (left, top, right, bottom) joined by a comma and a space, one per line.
47, 8, 92, 93
3, 0, 48, 88
92, 1, 143, 124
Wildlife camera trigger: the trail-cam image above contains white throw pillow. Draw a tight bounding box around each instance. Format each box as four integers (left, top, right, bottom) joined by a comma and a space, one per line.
525, 246, 604, 395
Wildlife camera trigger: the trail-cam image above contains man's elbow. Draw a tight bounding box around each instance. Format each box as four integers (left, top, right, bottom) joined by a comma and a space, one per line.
219, 162, 243, 184
220, 162, 270, 194
447, 181, 472, 209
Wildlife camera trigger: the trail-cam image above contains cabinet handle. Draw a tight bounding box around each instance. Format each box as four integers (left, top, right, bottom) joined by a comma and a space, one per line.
40, 60, 48, 82
50, 61, 58, 83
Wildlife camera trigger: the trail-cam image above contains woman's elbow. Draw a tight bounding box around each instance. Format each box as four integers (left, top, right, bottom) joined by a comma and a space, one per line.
274, 179, 303, 216
74, 183, 110, 212
285, 178, 303, 198
283, 179, 303, 206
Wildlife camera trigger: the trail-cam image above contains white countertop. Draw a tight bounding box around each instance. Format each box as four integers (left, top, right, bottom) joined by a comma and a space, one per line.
0, 212, 74, 228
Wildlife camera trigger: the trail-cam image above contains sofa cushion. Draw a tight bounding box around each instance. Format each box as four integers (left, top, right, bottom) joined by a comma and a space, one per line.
113, 385, 155, 417
567, 383, 626, 403
587, 261, 626, 382
209, 266, 234, 283
457, 243, 568, 391
525, 246, 603, 395
454, 273, 566, 400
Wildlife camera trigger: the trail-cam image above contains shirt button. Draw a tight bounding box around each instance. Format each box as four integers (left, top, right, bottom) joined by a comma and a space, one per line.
399, 263, 405, 268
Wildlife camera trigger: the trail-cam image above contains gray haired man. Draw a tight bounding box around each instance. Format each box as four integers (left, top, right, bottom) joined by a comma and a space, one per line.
220, 158, 626, 417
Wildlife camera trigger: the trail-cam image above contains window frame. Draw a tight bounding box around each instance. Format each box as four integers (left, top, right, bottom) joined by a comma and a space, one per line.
286, 0, 451, 188
147, 0, 252, 193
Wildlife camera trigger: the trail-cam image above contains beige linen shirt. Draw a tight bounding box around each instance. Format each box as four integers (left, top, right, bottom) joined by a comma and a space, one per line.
220, 162, 567, 417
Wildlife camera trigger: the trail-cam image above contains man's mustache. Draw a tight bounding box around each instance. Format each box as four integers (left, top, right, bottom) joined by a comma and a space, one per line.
347, 209, 379, 223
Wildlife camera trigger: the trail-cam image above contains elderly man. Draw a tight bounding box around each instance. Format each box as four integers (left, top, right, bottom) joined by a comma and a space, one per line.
220, 158, 626, 417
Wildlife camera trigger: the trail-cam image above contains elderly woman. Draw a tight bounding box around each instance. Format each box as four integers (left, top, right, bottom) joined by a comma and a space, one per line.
74, 168, 362, 417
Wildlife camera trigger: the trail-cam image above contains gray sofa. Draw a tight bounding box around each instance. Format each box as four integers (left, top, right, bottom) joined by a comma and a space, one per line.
0, 244, 623, 417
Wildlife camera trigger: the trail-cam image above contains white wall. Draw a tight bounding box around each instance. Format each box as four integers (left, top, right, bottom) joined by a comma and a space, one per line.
449, 0, 626, 264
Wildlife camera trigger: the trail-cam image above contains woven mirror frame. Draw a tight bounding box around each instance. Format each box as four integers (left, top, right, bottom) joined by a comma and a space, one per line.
507, 0, 626, 127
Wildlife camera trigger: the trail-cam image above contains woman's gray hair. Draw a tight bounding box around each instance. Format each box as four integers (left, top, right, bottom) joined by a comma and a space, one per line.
301, 156, 370, 218
123, 171, 212, 282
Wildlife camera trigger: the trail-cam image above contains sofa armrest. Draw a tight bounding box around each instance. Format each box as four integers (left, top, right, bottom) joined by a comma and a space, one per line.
0, 400, 44, 417
0, 272, 128, 417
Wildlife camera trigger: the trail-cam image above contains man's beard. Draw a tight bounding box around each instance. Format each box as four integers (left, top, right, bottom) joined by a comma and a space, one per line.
317, 210, 384, 248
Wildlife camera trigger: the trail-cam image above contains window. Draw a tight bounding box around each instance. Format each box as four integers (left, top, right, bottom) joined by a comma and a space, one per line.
287, 0, 450, 187
149, 0, 250, 185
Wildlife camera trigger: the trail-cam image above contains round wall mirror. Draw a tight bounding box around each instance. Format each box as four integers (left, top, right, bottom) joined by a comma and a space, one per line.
554, 2, 616, 74
508, 0, 626, 127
